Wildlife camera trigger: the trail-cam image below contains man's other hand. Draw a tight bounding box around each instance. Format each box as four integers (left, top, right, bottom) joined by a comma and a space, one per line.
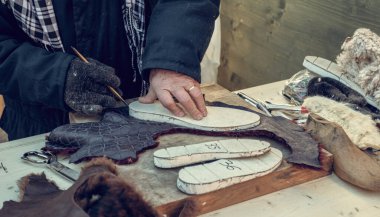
139, 69, 207, 120
64, 58, 121, 115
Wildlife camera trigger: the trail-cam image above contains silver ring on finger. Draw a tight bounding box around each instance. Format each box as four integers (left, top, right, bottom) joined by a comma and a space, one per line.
187, 85, 196, 92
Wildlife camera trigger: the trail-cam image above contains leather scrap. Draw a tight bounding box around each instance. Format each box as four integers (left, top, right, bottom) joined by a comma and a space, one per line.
305, 113, 380, 191
208, 102, 321, 168
46, 104, 321, 168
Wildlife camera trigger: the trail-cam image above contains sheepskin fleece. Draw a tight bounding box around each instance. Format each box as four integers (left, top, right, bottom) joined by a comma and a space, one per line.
336, 28, 380, 106
303, 96, 380, 150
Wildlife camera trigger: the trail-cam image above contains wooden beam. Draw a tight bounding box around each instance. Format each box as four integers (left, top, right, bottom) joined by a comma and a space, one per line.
218, 0, 380, 90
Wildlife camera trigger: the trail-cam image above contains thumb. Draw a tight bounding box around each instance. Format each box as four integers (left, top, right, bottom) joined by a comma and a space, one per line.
138, 88, 157, 103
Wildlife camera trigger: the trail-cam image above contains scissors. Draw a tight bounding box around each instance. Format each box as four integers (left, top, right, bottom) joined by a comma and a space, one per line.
237, 92, 308, 117
236, 92, 273, 116
21, 151, 79, 181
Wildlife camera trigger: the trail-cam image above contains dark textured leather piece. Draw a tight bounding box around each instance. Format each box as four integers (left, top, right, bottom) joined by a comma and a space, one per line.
46, 110, 178, 164
0, 173, 88, 217
46, 104, 321, 168
0, 159, 158, 217
207, 102, 321, 168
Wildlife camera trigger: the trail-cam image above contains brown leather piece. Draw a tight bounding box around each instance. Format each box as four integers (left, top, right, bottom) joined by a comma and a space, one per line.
0, 158, 158, 217
305, 113, 380, 191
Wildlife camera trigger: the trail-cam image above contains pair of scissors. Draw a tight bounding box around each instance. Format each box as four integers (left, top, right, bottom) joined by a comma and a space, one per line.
21, 151, 79, 181
236, 92, 273, 117
237, 92, 308, 116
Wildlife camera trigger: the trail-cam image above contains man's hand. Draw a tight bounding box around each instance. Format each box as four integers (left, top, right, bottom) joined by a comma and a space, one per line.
64, 58, 121, 115
139, 69, 207, 120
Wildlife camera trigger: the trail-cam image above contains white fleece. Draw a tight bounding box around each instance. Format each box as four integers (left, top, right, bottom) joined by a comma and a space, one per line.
336, 28, 380, 106
303, 96, 380, 150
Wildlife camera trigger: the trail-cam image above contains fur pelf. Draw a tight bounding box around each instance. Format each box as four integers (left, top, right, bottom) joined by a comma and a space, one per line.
74, 172, 157, 217
303, 96, 380, 150
81, 157, 118, 175
0, 157, 159, 217
336, 28, 380, 106
75, 158, 158, 217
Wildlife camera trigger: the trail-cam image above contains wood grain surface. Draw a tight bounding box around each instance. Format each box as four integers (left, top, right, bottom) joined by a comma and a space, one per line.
218, 0, 380, 91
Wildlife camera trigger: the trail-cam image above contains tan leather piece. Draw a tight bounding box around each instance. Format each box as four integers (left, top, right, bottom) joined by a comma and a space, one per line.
305, 113, 380, 191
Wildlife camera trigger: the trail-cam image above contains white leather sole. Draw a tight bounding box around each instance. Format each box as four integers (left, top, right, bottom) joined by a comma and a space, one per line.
129, 101, 261, 131
153, 139, 271, 168
177, 148, 283, 195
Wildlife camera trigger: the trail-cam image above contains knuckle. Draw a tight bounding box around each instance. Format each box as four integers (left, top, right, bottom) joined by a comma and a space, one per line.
176, 92, 191, 103
166, 103, 178, 111
191, 89, 203, 98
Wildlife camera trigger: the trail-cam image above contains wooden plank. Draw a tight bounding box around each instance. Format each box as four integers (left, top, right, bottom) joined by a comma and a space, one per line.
218, 0, 380, 91
157, 151, 332, 216
118, 86, 333, 216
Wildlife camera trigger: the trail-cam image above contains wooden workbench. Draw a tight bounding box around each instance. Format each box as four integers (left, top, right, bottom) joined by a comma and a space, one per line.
0, 82, 372, 216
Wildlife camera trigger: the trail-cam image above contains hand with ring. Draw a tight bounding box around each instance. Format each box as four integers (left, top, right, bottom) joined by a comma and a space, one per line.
138, 69, 207, 120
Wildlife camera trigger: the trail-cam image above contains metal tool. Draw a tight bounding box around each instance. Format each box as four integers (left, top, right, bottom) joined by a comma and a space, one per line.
237, 92, 307, 116
264, 101, 304, 112
236, 92, 272, 116
71, 46, 128, 106
22, 151, 79, 181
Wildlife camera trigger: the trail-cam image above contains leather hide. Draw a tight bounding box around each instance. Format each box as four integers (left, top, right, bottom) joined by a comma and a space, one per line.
46, 104, 321, 168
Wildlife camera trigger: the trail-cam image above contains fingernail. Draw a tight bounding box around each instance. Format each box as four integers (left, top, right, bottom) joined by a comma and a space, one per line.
202, 110, 207, 117
196, 114, 203, 120
177, 112, 185, 117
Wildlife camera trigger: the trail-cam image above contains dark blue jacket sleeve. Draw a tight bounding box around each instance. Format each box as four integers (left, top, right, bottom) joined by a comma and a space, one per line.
142, 0, 220, 82
0, 4, 75, 110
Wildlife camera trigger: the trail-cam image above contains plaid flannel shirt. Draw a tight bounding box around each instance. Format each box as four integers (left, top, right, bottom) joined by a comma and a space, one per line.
1, 0, 64, 51
1, 0, 146, 90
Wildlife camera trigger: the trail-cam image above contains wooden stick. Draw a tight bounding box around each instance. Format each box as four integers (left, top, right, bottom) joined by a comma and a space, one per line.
71, 47, 128, 106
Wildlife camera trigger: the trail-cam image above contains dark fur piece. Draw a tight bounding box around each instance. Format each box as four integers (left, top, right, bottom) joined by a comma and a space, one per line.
77, 158, 158, 217
307, 77, 367, 105
75, 172, 157, 217
81, 157, 118, 175
307, 77, 380, 118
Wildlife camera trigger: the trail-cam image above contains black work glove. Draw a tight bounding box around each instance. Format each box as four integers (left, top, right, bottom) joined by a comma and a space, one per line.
64, 58, 121, 115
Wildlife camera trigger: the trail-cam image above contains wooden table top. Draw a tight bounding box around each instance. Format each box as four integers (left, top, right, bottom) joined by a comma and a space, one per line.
201, 81, 380, 217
